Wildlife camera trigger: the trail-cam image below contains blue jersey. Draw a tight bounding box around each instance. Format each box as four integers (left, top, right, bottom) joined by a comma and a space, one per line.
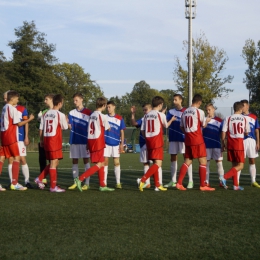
105, 114, 126, 146
68, 108, 92, 145
167, 108, 186, 142
16, 105, 28, 142
203, 116, 223, 149
136, 117, 146, 148
242, 113, 260, 140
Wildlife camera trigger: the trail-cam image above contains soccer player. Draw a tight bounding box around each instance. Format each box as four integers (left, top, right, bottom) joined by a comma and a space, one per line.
104, 100, 126, 188
74, 97, 115, 192
68, 93, 92, 191
176, 94, 215, 191
164, 94, 193, 189
0, 91, 34, 191
203, 104, 224, 187
137, 96, 175, 192
220, 101, 250, 190
34, 94, 68, 192
238, 99, 260, 187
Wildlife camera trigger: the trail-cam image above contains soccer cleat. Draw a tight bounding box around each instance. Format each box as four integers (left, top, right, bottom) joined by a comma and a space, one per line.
0, 184, 6, 191
233, 185, 244, 191
137, 178, 145, 191
176, 183, 187, 191
10, 183, 27, 191
158, 185, 167, 191
25, 182, 34, 189
42, 178, 48, 184
74, 177, 82, 192
219, 176, 228, 189
200, 186, 215, 191
34, 178, 45, 190
154, 187, 159, 191
251, 182, 260, 188
99, 186, 115, 191
50, 186, 65, 192
82, 184, 89, 191
115, 183, 122, 189
68, 183, 77, 190
164, 181, 176, 188
187, 181, 194, 189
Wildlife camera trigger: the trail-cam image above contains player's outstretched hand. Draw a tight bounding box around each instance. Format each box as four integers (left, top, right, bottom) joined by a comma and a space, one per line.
131, 106, 136, 114
24, 137, 30, 146
29, 114, 35, 120
162, 106, 167, 114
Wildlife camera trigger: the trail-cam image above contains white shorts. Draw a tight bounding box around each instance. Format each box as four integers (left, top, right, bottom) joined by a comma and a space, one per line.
140, 144, 148, 163
18, 141, 27, 156
206, 148, 223, 161
168, 142, 185, 155
244, 138, 259, 159
70, 144, 90, 159
104, 145, 120, 158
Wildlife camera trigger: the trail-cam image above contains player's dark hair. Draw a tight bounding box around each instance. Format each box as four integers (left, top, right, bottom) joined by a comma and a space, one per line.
96, 97, 107, 108
107, 100, 116, 106
192, 94, 202, 104
53, 94, 63, 106
173, 94, 183, 100
73, 92, 83, 99
7, 91, 19, 101
142, 103, 152, 109
152, 96, 164, 108
240, 99, 249, 104
233, 101, 244, 112
44, 93, 55, 99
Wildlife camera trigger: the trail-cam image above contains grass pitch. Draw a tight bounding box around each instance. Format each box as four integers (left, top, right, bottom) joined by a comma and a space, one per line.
0, 152, 260, 259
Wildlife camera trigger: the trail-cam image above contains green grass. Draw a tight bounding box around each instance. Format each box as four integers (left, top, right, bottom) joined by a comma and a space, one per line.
1, 152, 260, 259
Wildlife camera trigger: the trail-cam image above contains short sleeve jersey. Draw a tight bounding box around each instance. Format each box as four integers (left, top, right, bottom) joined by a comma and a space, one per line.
203, 116, 223, 149
1, 104, 20, 146
68, 107, 92, 145
167, 107, 186, 142
242, 113, 260, 140
222, 114, 249, 151
16, 105, 29, 142
87, 111, 110, 152
40, 109, 68, 152
141, 110, 168, 150
105, 114, 126, 146
136, 117, 146, 148
180, 107, 206, 146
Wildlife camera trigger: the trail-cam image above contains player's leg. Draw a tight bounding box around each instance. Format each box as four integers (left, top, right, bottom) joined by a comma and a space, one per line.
164, 153, 177, 187
38, 142, 47, 172
49, 159, 65, 192
113, 157, 121, 188
104, 157, 109, 185
205, 148, 212, 185
140, 144, 151, 187
7, 157, 13, 184
198, 156, 215, 191
104, 145, 112, 185
83, 157, 91, 189
0, 153, 6, 191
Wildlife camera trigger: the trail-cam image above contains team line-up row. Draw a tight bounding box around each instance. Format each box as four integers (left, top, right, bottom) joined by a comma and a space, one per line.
0, 91, 259, 192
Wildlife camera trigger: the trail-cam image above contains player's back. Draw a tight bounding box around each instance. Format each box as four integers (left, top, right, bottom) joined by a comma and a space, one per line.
242, 113, 259, 140
16, 105, 28, 142
203, 116, 222, 148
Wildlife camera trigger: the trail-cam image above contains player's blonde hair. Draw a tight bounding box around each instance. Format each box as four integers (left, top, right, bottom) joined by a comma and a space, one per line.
205, 103, 215, 109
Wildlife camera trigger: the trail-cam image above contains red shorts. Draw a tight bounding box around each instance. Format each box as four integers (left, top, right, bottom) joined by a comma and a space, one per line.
147, 147, 164, 161
1, 142, 20, 158
227, 150, 245, 163
90, 149, 105, 163
45, 149, 63, 160
184, 143, 207, 159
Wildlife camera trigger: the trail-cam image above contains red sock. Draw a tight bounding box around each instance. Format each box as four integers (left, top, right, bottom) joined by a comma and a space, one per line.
224, 168, 237, 180
98, 167, 106, 187
0, 161, 3, 174
49, 168, 57, 189
79, 165, 100, 182
153, 170, 160, 187
141, 164, 159, 183
38, 164, 50, 181
199, 164, 207, 187
177, 163, 188, 185
12, 161, 20, 185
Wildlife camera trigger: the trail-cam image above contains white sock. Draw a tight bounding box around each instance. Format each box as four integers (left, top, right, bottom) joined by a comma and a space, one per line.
8, 164, 12, 183
171, 161, 177, 182
217, 161, 224, 177
84, 163, 90, 185
237, 170, 241, 183
104, 166, 108, 185
159, 167, 162, 185
188, 164, 193, 182
22, 164, 30, 184
206, 161, 210, 183
114, 165, 120, 184
144, 165, 150, 184
72, 164, 79, 179
250, 164, 256, 183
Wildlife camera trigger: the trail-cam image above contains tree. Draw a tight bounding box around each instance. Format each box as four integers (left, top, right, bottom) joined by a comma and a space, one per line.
173, 32, 233, 106
242, 39, 260, 114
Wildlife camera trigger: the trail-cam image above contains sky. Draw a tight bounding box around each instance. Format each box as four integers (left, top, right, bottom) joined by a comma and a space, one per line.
0, 0, 259, 110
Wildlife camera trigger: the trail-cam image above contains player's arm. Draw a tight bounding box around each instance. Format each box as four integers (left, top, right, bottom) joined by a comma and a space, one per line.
255, 128, 259, 151
24, 122, 29, 146
120, 129, 124, 153
221, 131, 226, 151
130, 106, 138, 126
167, 116, 176, 127
17, 114, 34, 127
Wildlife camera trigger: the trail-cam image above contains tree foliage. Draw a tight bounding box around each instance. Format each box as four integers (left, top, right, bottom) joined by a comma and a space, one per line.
173, 32, 233, 106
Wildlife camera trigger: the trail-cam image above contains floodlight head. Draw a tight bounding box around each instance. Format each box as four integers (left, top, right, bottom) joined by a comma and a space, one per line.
185, 0, 197, 19
185, 0, 197, 7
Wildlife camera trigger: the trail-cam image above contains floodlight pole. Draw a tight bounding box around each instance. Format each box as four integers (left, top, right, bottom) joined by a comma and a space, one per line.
185, 0, 196, 106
